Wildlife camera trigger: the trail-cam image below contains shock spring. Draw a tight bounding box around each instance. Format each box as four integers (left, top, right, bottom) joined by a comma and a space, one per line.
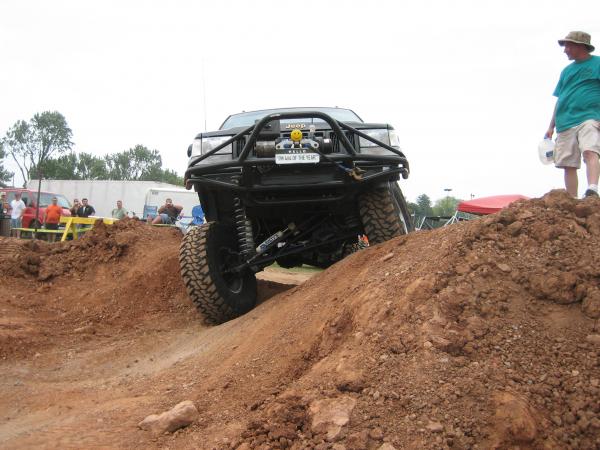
233, 197, 255, 258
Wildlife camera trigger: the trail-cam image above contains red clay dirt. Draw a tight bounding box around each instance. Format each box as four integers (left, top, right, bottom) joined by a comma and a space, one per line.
1, 190, 599, 450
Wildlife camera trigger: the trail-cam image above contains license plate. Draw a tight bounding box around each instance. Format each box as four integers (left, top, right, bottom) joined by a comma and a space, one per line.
275, 151, 320, 164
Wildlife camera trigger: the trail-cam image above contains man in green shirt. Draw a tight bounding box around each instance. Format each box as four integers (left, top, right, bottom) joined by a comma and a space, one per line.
111, 200, 128, 219
545, 31, 600, 198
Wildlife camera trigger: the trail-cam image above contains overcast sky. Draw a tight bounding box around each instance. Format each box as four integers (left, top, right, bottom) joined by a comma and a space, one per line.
1, 0, 599, 203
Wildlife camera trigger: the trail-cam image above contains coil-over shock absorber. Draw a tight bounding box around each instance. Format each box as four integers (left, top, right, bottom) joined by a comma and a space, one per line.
233, 197, 255, 259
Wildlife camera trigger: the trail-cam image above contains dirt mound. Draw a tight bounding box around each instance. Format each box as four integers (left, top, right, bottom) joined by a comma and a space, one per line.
230, 190, 600, 450
0, 219, 198, 360
1, 218, 163, 280
1, 191, 600, 449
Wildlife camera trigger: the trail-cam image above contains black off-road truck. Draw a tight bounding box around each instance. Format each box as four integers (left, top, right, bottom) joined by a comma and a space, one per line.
180, 107, 412, 324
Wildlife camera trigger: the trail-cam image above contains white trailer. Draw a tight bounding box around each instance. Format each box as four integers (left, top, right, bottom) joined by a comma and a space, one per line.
142, 187, 200, 219
27, 180, 199, 218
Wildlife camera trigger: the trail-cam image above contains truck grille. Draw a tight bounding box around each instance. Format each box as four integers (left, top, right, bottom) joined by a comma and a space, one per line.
329, 131, 356, 154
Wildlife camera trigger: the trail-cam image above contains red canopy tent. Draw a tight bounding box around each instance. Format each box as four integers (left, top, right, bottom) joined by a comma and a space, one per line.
456, 194, 529, 215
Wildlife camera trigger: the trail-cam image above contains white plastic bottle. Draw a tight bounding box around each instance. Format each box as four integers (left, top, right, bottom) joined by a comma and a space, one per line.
538, 138, 555, 165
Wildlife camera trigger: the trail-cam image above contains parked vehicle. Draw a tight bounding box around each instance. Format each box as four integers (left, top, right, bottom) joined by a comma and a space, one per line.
180, 107, 413, 324
0, 188, 72, 228
142, 187, 201, 221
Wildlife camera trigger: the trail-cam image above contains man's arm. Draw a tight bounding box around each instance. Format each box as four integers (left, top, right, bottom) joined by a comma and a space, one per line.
545, 101, 557, 139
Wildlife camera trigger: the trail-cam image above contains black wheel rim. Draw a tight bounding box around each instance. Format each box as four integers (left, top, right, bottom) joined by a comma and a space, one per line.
218, 247, 243, 294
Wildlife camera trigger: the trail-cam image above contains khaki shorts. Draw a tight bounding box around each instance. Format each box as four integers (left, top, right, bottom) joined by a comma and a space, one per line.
554, 119, 600, 168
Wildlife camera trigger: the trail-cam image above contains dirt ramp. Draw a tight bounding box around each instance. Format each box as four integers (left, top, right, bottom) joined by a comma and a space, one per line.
228, 191, 600, 449
2, 191, 600, 449
0, 220, 303, 361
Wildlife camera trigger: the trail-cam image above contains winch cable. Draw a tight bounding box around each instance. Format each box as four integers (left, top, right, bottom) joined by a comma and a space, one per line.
309, 145, 366, 181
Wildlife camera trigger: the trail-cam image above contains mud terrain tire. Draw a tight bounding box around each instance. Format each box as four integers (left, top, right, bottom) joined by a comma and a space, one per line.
179, 222, 257, 324
359, 182, 413, 244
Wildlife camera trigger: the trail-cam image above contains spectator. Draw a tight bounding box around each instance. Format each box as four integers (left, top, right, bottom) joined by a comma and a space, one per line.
1, 192, 8, 217
150, 198, 182, 225
545, 31, 600, 198
77, 198, 95, 218
43, 196, 62, 242
111, 200, 128, 219
70, 199, 80, 217
10, 192, 26, 238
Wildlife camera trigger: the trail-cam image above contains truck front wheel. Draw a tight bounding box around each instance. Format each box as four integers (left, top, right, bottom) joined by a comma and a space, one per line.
359, 182, 413, 245
179, 222, 257, 324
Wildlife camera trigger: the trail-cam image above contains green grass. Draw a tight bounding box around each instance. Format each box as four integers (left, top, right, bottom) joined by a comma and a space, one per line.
268, 262, 323, 274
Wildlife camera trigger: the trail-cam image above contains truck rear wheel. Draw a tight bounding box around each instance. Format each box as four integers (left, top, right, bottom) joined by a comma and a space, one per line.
359, 182, 413, 245
179, 222, 257, 324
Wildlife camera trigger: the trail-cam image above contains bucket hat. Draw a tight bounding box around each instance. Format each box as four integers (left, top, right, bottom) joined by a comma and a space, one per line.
558, 31, 595, 52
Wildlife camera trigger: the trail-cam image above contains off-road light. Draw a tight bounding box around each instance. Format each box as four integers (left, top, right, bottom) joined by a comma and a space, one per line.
290, 129, 303, 142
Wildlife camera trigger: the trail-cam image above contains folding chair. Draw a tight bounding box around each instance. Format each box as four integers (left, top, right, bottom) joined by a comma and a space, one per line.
190, 205, 205, 225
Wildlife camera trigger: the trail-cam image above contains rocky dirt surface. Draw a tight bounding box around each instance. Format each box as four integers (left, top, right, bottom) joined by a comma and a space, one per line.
1, 190, 599, 450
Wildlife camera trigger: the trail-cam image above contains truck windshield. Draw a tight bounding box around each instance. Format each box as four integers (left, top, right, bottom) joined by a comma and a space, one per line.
220, 107, 363, 130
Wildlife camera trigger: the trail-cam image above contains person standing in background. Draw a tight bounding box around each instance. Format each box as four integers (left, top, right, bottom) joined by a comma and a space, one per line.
43, 196, 62, 242
111, 200, 128, 219
545, 31, 600, 198
77, 198, 95, 217
70, 199, 80, 217
10, 192, 26, 238
1, 192, 8, 216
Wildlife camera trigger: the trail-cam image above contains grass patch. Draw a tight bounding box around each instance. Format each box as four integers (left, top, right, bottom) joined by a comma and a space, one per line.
268, 262, 323, 274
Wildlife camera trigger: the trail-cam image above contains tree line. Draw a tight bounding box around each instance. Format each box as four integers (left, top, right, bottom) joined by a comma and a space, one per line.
0, 111, 182, 187
0, 111, 459, 219
407, 193, 461, 221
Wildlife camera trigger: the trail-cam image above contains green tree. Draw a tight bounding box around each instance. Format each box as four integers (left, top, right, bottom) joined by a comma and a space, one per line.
106, 145, 162, 180
2, 111, 73, 185
76, 152, 109, 179
34, 152, 110, 180
105, 145, 183, 184
27, 142, 183, 184
35, 152, 79, 179
415, 194, 434, 217
432, 196, 461, 217
0, 141, 13, 187
159, 168, 184, 186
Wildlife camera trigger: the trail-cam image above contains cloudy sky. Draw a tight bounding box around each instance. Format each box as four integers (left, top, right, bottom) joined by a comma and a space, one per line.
1, 0, 599, 203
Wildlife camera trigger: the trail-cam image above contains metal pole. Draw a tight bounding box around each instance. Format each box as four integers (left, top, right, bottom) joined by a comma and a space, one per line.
202, 58, 207, 131
34, 170, 42, 239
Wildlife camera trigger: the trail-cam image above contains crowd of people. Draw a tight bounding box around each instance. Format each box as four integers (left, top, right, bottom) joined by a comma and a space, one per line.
1, 193, 187, 241
1, 196, 133, 239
